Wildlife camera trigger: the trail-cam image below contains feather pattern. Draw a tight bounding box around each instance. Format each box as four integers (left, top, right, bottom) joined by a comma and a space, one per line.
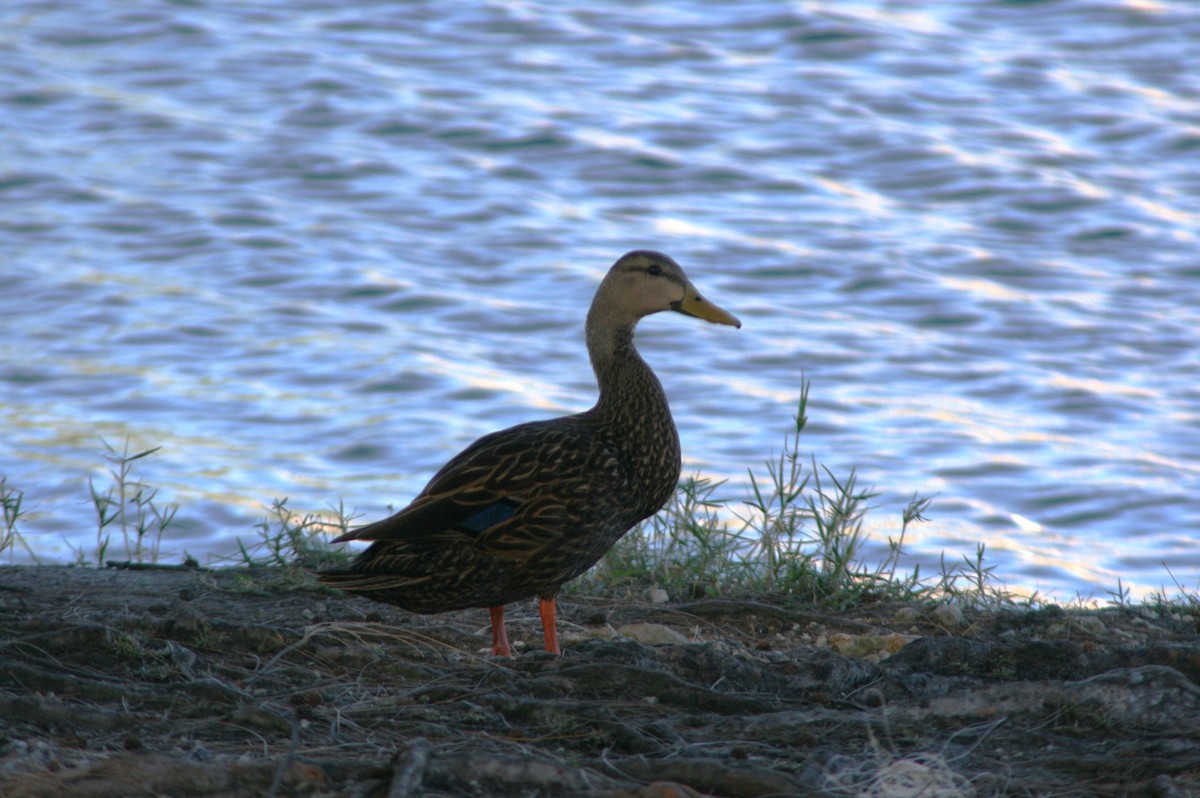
317, 250, 740, 651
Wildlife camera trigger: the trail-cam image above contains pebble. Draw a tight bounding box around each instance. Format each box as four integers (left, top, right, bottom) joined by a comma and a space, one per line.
929, 603, 965, 629
827, 632, 912, 661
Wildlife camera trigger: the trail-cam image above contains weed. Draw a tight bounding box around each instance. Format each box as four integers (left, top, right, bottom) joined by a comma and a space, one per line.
739, 380, 815, 591
929, 542, 1035, 610
87, 471, 119, 566
597, 475, 746, 598
235, 497, 354, 570
85, 439, 181, 565
1106, 578, 1133, 609
107, 628, 146, 662
583, 380, 944, 606
1141, 563, 1200, 616
1, 477, 38, 563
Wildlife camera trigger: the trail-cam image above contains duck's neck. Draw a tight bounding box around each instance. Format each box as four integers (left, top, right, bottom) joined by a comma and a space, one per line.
584, 311, 682, 516
586, 317, 667, 422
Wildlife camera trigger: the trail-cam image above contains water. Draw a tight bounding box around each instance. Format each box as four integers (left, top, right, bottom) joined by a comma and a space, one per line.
2, 0, 1198, 601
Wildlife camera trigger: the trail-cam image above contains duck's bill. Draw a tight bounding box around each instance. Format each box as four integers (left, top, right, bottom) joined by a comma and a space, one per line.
672, 283, 742, 328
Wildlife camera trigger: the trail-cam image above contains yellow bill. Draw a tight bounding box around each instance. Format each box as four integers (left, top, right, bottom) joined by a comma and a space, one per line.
672, 283, 742, 328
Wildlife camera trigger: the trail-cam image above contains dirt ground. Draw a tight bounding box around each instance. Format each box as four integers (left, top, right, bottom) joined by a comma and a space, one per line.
1, 565, 1198, 798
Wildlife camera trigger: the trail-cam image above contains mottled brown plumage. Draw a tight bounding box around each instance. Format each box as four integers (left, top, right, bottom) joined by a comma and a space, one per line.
318, 251, 740, 655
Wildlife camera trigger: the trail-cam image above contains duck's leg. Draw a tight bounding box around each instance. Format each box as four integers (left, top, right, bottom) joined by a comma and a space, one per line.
539, 597, 561, 655
488, 605, 511, 657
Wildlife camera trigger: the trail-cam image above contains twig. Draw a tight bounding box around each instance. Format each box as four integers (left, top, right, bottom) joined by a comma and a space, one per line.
105, 560, 206, 571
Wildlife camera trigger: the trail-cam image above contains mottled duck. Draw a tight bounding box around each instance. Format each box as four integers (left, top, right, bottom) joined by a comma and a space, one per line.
319, 250, 740, 656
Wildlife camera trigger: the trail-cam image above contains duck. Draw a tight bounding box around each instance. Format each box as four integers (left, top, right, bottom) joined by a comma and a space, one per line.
318, 250, 740, 656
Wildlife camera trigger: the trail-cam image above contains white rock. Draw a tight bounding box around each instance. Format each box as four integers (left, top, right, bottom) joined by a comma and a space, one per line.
930, 603, 965, 629
1075, 615, 1107, 636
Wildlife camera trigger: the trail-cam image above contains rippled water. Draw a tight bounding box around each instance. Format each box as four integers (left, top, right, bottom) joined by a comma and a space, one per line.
2, 0, 1198, 600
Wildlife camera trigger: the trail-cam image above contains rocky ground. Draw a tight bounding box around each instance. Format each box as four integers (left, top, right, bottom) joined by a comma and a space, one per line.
1, 565, 1198, 797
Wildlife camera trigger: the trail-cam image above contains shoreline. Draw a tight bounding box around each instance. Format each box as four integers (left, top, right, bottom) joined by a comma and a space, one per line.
2, 565, 1198, 796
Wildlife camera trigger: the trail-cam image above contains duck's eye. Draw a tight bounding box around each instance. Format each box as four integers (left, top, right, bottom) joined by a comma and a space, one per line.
647, 264, 663, 276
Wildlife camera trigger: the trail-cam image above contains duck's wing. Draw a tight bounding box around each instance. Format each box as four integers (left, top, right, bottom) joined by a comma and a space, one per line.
331, 417, 619, 560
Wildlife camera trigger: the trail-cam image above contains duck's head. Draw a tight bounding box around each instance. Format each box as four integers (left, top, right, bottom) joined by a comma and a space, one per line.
593, 250, 741, 329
